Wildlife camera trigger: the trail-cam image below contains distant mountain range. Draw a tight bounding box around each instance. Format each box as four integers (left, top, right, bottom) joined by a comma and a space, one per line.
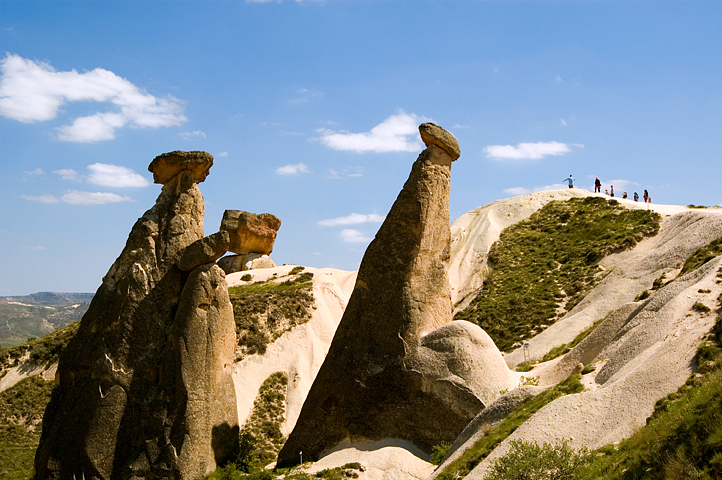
0, 292, 94, 349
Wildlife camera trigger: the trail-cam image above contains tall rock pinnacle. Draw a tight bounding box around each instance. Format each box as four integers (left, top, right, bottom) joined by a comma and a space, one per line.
35, 151, 239, 480
277, 124, 515, 467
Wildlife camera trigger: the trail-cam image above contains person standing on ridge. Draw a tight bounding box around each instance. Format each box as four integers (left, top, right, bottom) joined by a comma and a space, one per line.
610, 185, 614, 197
644, 190, 649, 203
634, 192, 639, 202
564, 175, 574, 189
594, 177, 601, 193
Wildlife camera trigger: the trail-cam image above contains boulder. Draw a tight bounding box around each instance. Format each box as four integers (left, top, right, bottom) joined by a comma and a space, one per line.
177, 231, 230, 272
218, 253, 276, 274
220, 210, 281, 255
35, 152, 238, 480
148, 150, 214, 184
277, 124, 514, 467
419, 122, 460, 161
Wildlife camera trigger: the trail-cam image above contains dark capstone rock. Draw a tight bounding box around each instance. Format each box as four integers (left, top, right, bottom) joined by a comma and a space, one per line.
35, 154, 238, 480
148, 150, 214, 184
277, 125, 510, 468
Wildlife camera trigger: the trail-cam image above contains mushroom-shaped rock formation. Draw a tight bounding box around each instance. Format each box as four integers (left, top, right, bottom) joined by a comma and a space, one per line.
148, 150, 214, 184
220, 210, 281, 255
35, 151, 239, 480
276, 125, 515, 467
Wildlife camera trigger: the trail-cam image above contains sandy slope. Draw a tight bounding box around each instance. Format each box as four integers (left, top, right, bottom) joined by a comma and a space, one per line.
227, 265, 357, 434
456, 256, 722, 479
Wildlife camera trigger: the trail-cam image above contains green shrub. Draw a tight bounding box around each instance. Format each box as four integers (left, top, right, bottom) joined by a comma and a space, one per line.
289, 266, 306, 275
693, 301, 711, 313
581, 364, 596, 375
455, 197, 660, 352
430, 443, 452, 465
680, 235, 722, 276
540, 316, 606, 364
487, 440, 593, 480
634, 290, 651, 301
241, 274, 253, 282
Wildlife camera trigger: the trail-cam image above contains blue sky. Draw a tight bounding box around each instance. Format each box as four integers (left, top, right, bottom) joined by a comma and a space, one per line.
1, 1, 721, 295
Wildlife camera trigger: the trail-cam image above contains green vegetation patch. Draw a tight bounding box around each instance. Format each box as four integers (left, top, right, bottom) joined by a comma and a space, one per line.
229, 272, 314, 360
435, 374, 584, 480
455, 197, 660, 352
0, 375, 55, 480
0, 321, 80, 372
486, 440, 593, 480
539, 316, 607, 364
680, 234, 722, 277
241, 371, 289, 466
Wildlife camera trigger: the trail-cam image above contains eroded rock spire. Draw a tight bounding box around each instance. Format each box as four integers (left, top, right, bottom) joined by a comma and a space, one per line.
35, 151, 239, 480
277, 124, 515, 467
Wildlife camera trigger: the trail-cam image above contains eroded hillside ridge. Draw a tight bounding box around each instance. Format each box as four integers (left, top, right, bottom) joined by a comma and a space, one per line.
277, 124, 516, 467
35, 151, 239, 480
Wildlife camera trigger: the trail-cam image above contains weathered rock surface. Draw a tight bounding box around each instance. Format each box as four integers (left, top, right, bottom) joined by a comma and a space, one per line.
148, 150, 214, 184
178, 231, 230, 272
277, 125, 514, 467
218, 253, 276, 274
35, 152, 238, 480
220, 210, 281, 255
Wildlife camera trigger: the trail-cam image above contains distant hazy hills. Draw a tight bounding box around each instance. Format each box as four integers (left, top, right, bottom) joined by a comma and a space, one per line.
0, 292, 93, 349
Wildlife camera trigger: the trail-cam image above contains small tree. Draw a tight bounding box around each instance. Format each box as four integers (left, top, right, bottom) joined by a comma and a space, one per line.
486, 440, 592, 480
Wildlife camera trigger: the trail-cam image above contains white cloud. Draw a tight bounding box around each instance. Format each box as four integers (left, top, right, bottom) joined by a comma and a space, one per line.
503, 187, 532, 196
324, 167, 363, 179
316, 111, 429, 153
87, 163, 150, 188
0, 53, 186, 142
53, 169, 78, 180
318, 213, 385, 227
484, 141, 572, 160
24, 168, 44, 175
572, 143, 585, 148
276, 163, 311, 176
60, 190, 133, 205
24, 245, 47, 251
560, 119, 567, 126
21, 194, 59, 203
341, 229, 372, 243
217, 151, 228, 157
178, 130, 206, 139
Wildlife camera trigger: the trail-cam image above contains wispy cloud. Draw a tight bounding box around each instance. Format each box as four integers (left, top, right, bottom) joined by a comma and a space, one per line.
341, 229, 372, 243
318, 213, 384, 227
24, 245, 47, 251
0, 53, 186, 142
53, 169, 78, 180
276, 163, 311, 176
288, 88, 323, 105
484, 141, 577, 160
60, 190, 133, 205
24, 168, 44, 175
178, 130, 206, 139
324, 167, 363, 179
316, 111, 429, 153
87, 163, 149, 188
217, 151, 229, 157
21, 194, 59, 203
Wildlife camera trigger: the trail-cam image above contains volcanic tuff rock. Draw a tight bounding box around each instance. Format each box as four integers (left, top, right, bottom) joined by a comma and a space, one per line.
277, 124, 515, 467
221, 210, 282, 256
35, 151, 239, 480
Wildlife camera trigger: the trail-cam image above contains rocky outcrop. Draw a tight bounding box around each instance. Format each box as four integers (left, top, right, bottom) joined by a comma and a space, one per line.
218, 253, 276, 274
277, 124, 515, 467
35, 151, 239, 480
221, 210, 281, 256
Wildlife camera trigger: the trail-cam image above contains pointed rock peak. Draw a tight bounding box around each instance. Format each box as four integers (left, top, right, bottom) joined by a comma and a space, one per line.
419, 123, 460, 161
148, 150, 214, 184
